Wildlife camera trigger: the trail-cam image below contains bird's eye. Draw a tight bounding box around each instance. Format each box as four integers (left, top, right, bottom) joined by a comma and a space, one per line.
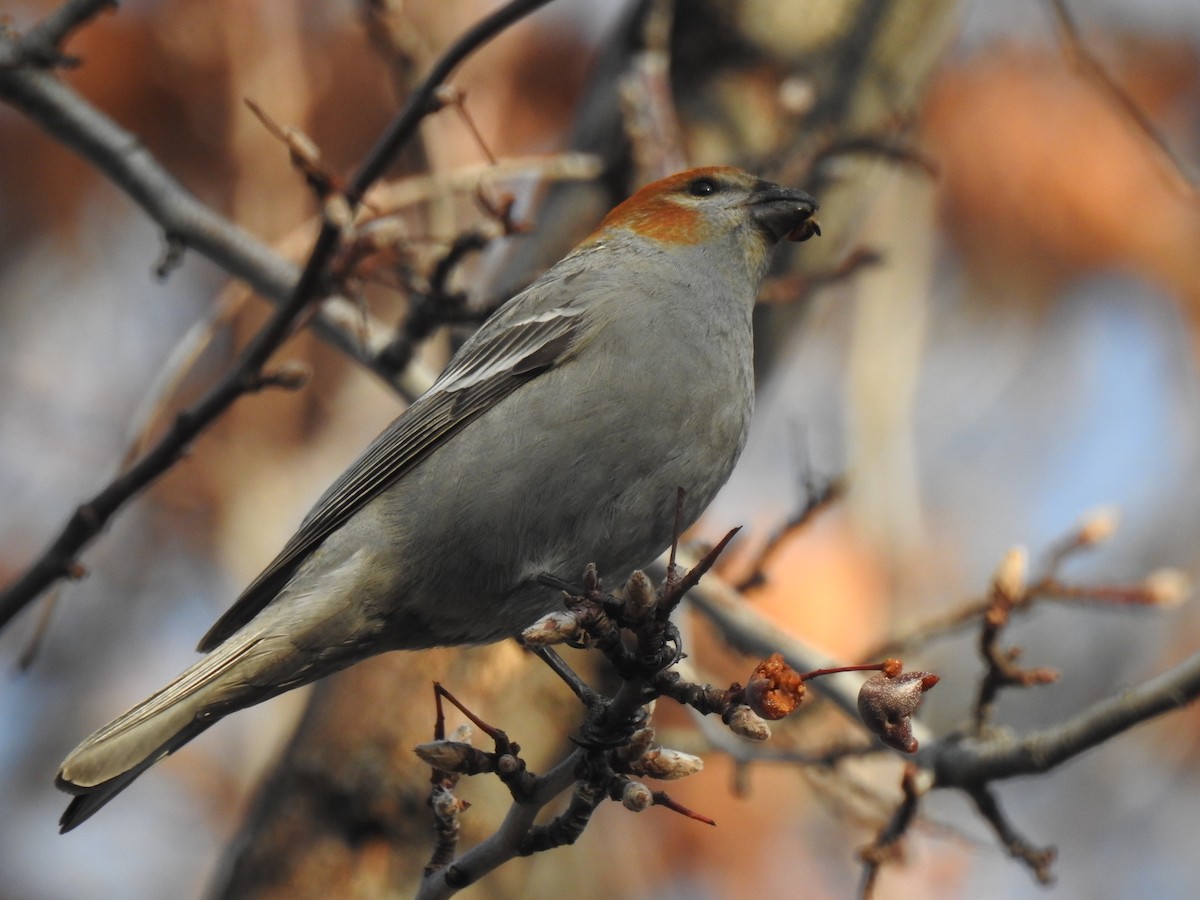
687, 177, 718, 197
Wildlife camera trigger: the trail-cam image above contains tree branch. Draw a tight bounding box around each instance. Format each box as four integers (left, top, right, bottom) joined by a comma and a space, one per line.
0, 0, 563, 632
929, 647, 1200, 788
0, 26, 401, 384
670, 549, 928, 740
416, 752, 581, 899
0, 0, 114, 67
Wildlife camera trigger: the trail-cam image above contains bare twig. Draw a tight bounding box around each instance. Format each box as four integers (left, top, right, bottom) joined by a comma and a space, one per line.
673, 547, 917, 735
416, 671, 661, 897
619, 0, 686, 180
0, 0, 115, 68
930, 646, 1200, 787
860, 509, 1178, 662
0, 0, 563, 633
756, 250, 884, 305
735, 474, 845, 592
361, 153, 601, 212
243, 98, 349, 203
518, 783, 604, 853
346, 0, 559, 203
0, 24, 397, 381
973, 548, 1058, 730
416, 752, 581, 899
858, 764, 923, 899
118, 288, 252, 467
1047, 0, 1199, 201
810, 131, 939, 179
376, 230, 493, 374
967, 785, 1056, 884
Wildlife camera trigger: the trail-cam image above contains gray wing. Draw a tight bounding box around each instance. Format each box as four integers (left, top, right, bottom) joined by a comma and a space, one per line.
197, 290, 588, 651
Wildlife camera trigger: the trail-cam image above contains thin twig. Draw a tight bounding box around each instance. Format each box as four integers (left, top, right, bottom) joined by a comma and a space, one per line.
0, 0, 115, 68
861, 511, 1138, 662
735, 475, 844, 592
619, 0, 686, 181
858, 764, 923, 899
1047, 0, 1199, 201
0, 28, 399, 381
972, 550, 1057, 730
928, 646, 1200, 787
0, 0, 562, 633
672, 547, 916, 735
967, 785, 1056, 884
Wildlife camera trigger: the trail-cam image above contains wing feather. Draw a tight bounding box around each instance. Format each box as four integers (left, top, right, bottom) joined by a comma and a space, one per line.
197, 299, 586, 651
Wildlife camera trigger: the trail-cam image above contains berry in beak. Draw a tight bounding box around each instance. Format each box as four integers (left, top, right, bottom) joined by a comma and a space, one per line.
748, 181, 819, 244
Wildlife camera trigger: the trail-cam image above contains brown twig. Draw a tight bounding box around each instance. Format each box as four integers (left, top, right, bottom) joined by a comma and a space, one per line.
810, 131, 939, 179
439, 86, 499, 167
0, 15, 397, 382
619, 0, 687, 181
376, 230, 493, 374
756, 249, 885, 305
858, 764, 923, 899
859, 508, 1161, 662
735, 474, 845, 591
644, 788, 716, 825
661, 526, 740, 615
432, 682, 517, 754
968, 785, 1056, 884
973, 549, 1058, 730
243, 98, 351, 204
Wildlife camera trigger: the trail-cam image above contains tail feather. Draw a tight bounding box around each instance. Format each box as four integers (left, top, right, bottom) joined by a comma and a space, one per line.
56, 634, 263, 831
57, 720, 210, 832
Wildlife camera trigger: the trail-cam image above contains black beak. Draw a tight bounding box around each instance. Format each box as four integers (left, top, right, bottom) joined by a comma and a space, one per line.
749, 181, 820, 243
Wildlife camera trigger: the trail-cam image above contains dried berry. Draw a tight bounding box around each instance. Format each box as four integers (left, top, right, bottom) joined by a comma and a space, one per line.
744, 653, 806, 720
857, 669, 939, 753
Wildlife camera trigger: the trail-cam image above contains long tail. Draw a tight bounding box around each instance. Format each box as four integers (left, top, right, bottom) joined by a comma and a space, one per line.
56, 632, 270, 832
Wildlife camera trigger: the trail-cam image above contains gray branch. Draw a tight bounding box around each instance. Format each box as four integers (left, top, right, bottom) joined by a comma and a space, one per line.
0, 28, 406, 390
929, 647, 1200, 788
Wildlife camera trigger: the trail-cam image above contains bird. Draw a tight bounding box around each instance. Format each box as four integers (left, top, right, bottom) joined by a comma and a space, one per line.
56, 166, 819, 831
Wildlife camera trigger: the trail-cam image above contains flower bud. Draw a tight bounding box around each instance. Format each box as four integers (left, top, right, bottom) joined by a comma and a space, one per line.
1077, 507, 1120, 545
723, 705, 771, 741
614, 726, 656, 763
623, 569, 658, 621
414, 740, 495, 774
992, 546, 1027, 604
629, 748, 704, 780
1144, 568, 1190, 607
521, 610, 582, 646
431, 785, 469, 819
622, 781, 654, 812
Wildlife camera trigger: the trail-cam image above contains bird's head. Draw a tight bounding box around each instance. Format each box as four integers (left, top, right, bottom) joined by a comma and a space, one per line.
590, 167, 819, 272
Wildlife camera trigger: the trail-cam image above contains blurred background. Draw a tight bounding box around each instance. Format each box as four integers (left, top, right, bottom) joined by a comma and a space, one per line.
2, 0, 1200, 897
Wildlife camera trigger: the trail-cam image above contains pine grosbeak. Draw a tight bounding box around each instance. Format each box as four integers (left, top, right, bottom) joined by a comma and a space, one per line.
56, 166, 819, 829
